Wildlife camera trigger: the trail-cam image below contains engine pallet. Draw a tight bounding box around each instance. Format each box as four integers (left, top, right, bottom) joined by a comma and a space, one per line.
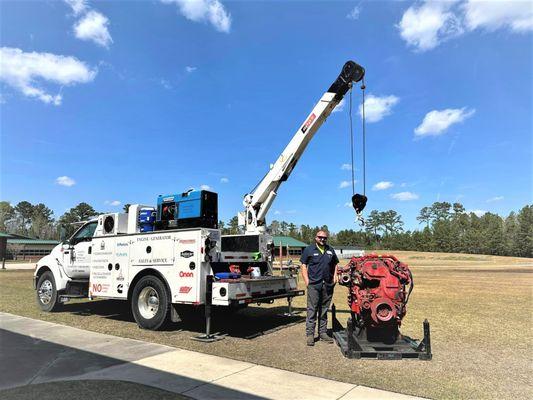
331, 304, 432, 360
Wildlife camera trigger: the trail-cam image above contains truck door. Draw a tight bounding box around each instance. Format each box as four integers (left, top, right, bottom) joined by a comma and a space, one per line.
64, 221, 97, 278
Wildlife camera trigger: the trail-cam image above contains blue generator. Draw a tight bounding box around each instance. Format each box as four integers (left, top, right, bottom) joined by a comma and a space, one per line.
155, 190, 218, 230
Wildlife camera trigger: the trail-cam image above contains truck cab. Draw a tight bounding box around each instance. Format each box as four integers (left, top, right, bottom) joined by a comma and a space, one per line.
34, 219, 98, 311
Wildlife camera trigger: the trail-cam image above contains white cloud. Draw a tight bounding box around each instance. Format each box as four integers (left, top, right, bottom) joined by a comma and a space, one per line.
105, 200, 121, 206
344, 202, 352, 208
274, 210, 281, 215
415, 107, 475, 137
340, 163, 351, 171
391, 191, 419, 201
398, 1, 463, 52
469, 209, 487, 217
359, 94, 399, 123
65, 0, 87, 16
74, 10, 113, 48
220, 177, 229, 183
56, 176, 76, 187
200, 184, 211, 190
339, 180, 356, 189
160, 79, 172, 89
398, 1, 532, 52
185, 66, 197, 73
332, 98, 345, 113
487, 196, 504, 203
463, 0, 533, 33
0, 47, 96, 105
347, 6, 360, 20
161, 0, 232, 33
373, 181, 394, 191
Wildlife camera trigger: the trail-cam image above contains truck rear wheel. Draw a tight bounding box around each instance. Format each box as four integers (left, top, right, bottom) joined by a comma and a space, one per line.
36, 271, 61, 312
131, 275, 169, 330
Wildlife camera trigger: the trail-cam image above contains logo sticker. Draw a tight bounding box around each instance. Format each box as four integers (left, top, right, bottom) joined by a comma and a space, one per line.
179, 271, 194, 278
117, 284, 123, 294
301, 113, 316, 134
180, 250, 194, 258
179, 286, 192, 294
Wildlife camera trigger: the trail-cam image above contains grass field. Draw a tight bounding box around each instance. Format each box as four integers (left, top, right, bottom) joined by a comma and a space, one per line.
1, 251, 532, 400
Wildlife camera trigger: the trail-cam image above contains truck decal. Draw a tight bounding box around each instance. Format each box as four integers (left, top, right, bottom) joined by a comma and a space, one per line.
137, 258, 169, 264
137, 235, 171, 242
179, 286, 192, 294
92, 283, 110, 293
301, 113, 316, 134
180, 250, 194, 258
179, 271, 194, 278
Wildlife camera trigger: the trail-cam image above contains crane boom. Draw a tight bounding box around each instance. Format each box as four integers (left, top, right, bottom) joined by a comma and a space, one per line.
240, 60, 365, 234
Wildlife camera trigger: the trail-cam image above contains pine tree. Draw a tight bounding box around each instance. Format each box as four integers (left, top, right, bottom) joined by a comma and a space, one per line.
515, 205, 533, 257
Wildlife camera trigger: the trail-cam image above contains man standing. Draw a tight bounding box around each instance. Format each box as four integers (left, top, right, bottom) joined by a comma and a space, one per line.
300, 230, 339, 346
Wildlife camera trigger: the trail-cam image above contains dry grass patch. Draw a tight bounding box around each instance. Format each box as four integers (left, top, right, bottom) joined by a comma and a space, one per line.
1, 252, 532, 400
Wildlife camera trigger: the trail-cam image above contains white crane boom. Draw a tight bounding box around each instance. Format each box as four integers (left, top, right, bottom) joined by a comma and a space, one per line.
239, 61, 365, 234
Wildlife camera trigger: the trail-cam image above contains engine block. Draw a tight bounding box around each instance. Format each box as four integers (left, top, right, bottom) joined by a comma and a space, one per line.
338, 254, 412, 340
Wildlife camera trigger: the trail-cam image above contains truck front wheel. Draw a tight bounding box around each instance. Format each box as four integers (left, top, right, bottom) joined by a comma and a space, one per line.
36, 271, 61, 312
131, 275, 169, 330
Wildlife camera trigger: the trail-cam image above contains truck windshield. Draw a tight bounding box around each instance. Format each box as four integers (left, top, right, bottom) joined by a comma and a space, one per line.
71, 222, 97, 242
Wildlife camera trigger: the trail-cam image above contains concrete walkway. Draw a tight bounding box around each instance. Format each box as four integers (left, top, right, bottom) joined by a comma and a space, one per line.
0, 312, 425, 400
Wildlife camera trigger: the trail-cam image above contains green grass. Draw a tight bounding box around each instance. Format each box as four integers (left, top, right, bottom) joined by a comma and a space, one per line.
1, 252, 532, 400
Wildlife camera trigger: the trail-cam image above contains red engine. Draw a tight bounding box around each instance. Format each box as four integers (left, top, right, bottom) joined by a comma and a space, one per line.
337, 254, 413, 341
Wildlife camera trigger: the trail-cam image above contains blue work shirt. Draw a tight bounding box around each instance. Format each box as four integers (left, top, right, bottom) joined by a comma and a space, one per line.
300, 244, 339, 285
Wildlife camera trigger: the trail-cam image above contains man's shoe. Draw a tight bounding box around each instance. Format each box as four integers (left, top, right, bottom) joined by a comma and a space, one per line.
319, 333, 333, 343
306, 335, 315, 346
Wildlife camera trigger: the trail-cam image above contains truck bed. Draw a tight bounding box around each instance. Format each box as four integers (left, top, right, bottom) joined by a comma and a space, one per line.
211, 275, 303, 306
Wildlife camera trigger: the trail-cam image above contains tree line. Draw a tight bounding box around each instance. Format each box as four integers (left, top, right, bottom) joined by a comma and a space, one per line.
1, 200, 531, 258
0, 201, 99, 239
222, 202, 532, 258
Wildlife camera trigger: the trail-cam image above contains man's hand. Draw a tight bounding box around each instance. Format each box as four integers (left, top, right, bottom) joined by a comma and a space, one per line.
301, 264, 309, 286
333, 264, 339, 284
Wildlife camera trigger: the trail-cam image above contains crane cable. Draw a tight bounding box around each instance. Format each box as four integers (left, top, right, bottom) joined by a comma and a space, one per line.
348, 79, 367, 225
349, 86, 356, 195
361, 77, 367, 197
348, 80, 367, 197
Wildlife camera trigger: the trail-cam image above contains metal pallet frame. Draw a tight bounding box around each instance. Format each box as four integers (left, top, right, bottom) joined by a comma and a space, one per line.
331, 304, 432, 360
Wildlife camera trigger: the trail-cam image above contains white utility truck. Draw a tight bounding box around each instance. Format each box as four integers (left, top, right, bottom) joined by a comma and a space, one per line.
34, 60, 365, 332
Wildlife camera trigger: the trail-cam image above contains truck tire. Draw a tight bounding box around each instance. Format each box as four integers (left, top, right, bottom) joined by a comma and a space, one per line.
36, 271, 61, 312
131, 275, 169, 330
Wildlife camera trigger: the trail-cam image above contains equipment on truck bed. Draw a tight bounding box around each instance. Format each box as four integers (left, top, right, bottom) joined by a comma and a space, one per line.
333, 254, 432, 360
155, 189, 218, 230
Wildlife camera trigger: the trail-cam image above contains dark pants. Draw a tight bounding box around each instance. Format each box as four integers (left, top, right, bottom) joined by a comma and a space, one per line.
306, 281, 334, 336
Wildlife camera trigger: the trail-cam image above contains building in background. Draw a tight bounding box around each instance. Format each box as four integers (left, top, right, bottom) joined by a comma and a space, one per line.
0, 232, 59, 261
0, 232, 9, 261
272, 236, 308, 257
335, 245, 365, 259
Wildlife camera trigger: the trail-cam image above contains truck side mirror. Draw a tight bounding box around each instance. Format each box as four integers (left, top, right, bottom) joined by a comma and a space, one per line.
60, 226, 67, 242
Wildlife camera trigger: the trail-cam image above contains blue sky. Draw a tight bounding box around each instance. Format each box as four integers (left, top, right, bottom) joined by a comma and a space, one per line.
1, 0, 532, 232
